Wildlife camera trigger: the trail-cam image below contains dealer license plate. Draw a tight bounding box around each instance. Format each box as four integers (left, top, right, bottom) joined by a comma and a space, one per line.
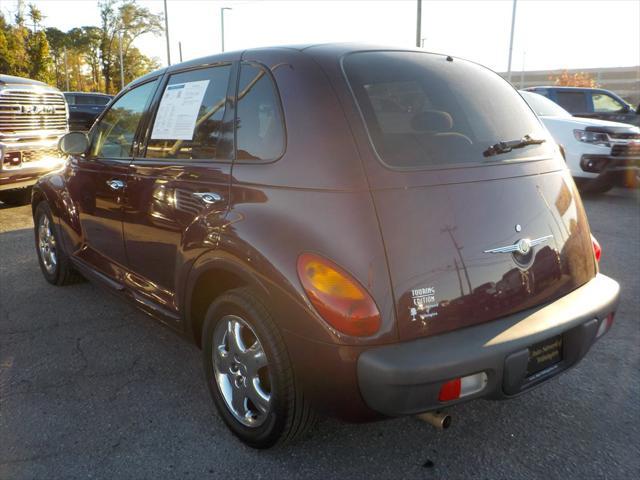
527, 335, 563, 377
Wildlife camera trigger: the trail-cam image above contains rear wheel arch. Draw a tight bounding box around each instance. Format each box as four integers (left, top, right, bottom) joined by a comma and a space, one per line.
186, 256, 271, 348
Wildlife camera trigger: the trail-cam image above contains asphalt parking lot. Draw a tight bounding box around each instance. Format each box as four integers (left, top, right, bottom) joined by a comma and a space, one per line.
1, 188, 638, 479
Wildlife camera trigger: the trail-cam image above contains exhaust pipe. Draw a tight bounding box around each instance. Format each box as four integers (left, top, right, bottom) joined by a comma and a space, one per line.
417, 411, 452, 430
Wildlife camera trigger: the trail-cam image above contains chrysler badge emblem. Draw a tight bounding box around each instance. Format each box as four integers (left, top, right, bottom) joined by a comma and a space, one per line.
484, 235, 553, 255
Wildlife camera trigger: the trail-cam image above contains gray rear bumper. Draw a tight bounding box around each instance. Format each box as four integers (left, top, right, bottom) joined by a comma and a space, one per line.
357, 274, 620, 416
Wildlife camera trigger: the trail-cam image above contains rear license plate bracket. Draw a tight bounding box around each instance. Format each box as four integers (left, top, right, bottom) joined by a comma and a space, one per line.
526, 334, 563, 378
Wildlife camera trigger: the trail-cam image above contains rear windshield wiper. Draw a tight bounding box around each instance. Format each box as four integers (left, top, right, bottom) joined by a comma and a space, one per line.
483, 134, 546, 158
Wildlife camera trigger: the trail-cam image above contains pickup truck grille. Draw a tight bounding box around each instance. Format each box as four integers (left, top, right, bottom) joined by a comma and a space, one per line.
0, 89, 67, 137
608, 132, 640, 140
611, 143, 640, 157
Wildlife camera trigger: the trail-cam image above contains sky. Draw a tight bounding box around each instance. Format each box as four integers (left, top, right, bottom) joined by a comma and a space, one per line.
2, 0, 639, 73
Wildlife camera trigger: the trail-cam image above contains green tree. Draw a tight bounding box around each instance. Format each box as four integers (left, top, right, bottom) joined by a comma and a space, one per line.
0, 14, 12, 74
2, 1, 160, 92
27, 29, 53, 83
45, 27, 67, 88
99, 0, 163, 93
7, 23, 30, 77
27, 3, 44, 32
83, 26, 103, 91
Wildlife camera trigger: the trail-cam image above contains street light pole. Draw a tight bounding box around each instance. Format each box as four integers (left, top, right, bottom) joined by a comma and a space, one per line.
506, 0, 517, 83
164, 0, 171, 66
179, 41, 183, 62
416, 0, 422, 48
221, 7, 232, 52
119, 31, 125, 90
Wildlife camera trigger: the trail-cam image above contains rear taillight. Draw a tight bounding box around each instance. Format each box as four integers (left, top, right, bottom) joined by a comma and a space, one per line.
596, 312, 615, 338
438, 372, 488, 402
438, 378, 461, 402
297, 253, 381, 337
591, 234, 601, 262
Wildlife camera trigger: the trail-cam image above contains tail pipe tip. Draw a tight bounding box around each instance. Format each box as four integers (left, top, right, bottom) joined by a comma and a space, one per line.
417, 411, 452, 430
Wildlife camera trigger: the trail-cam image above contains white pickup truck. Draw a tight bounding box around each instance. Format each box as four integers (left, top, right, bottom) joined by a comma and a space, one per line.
521, 90, 640, 194
0, 74, 68, 204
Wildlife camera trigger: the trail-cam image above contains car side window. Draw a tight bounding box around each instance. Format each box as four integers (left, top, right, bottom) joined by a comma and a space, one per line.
75, 96, 92, 105
91, 80, 158, 159
592, 93, 625, 113
64, 94, 75, 105
145, 64, 231, 160
236, 63, 285, 161
555, 91, 588, 113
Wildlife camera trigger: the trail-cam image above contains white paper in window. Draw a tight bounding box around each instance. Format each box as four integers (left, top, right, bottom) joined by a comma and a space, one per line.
151, 80, 210, 140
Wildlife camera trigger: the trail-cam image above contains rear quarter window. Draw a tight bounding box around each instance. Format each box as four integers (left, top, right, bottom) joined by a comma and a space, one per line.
343, 51, 552, 169
235, 62, 285, 162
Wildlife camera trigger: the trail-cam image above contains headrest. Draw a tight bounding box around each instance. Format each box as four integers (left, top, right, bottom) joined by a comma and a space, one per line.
411, 110, 453, 133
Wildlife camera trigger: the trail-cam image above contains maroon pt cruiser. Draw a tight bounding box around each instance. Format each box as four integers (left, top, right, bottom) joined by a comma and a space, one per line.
32, 44, 620, 448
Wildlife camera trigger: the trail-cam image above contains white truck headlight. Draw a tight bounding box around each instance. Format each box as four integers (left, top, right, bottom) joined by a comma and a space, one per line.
573, 129, 610, 147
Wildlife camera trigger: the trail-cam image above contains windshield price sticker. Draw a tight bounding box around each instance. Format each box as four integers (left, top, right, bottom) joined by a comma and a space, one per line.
151, 80, 210, 141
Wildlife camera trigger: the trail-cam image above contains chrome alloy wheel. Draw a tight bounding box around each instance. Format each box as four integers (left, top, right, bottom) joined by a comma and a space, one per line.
38, 215, 57, 274
212, 315, 272, 427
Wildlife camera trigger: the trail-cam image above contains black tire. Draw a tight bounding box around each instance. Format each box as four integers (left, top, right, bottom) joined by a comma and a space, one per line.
574, 177, 614, 195
0, 188, 31, 206
202, 287, 316, 448
34, 202, 83, 286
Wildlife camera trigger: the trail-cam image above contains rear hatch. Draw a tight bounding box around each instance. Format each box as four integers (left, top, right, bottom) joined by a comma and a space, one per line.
343, 51, 597, 341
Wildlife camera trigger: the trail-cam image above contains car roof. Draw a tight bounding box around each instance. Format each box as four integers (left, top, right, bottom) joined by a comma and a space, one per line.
128, 43, 452, 89
527, 86, 610, 92
64, 91, 112, 97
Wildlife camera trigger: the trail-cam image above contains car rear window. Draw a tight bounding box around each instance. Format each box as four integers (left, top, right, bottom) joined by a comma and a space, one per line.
520, 91, 571, 118
343, 51, 553, 169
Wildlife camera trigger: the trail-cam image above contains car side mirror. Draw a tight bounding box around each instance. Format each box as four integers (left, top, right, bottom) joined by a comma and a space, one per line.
58, 132, 90, 156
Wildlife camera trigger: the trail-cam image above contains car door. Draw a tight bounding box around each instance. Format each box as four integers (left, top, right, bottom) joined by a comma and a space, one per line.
589, 91, 634, 124
122, 63, 235, 323
65, 78, 159, 283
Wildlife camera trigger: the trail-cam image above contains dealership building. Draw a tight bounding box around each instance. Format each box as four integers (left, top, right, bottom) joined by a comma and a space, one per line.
501, 65, 640, 106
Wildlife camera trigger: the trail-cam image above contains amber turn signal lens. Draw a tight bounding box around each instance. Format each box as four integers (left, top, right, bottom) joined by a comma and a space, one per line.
297, 253, 381, 337
591, 234, 601, 262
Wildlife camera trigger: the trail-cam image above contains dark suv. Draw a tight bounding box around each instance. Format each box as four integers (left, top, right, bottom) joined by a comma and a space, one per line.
64, 92, 113, 131
33, 45, 620, 449
525, 86, 640, 127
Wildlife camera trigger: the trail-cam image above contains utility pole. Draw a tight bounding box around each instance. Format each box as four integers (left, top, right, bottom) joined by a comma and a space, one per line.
453, 258, 465, 297
441, 225, 472, 295
506, 0, 517, 83
164, 0, 171, 66
416, 0, 422, 48
119, 31, 124, 90
63, 47, 69, 91
221, 7, 232, 52
179, 41, 183, 62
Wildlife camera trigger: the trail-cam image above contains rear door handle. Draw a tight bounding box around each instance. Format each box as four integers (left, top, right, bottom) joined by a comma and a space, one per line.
106, 179, 125, 191
193, 192, 222, 204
